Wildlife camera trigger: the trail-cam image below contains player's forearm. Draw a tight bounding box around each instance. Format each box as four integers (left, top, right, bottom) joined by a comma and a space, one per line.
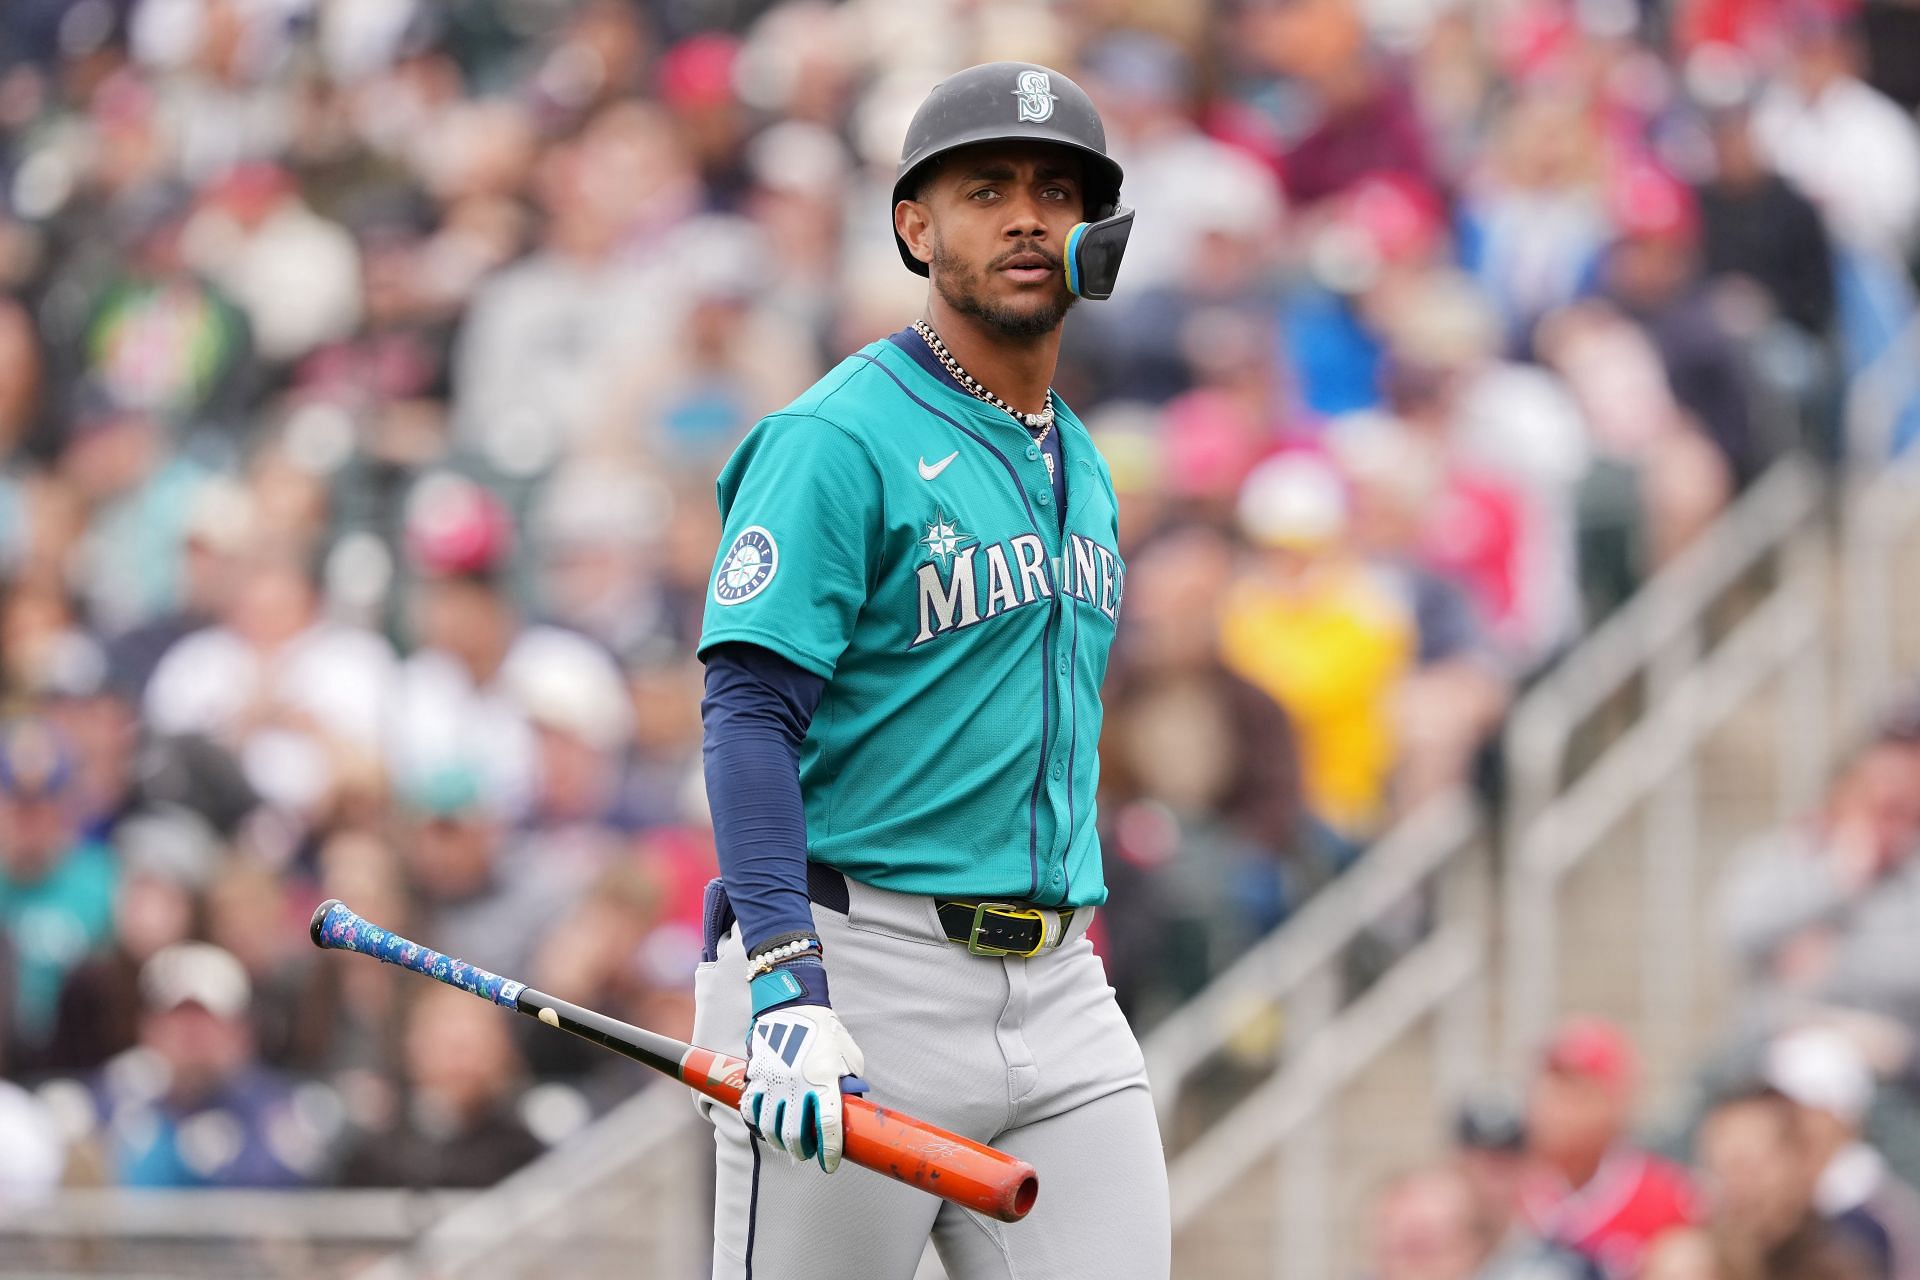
701, 644, 826, 957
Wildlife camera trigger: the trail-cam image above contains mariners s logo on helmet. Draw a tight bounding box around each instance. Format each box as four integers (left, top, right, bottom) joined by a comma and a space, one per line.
714, 526, 778, 605
1013, 70, 1056, 123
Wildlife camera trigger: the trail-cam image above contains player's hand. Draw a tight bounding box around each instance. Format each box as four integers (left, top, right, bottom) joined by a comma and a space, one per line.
740, 1003, 867, 1172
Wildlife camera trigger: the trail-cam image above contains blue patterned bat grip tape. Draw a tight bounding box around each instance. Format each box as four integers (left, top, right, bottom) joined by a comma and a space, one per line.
310, 899, 526, 1008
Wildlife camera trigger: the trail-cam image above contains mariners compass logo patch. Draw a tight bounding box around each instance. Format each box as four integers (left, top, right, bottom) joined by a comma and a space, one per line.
920, 508, 975, 567
714, 525, 778, 605
1013, 70, 1056, 123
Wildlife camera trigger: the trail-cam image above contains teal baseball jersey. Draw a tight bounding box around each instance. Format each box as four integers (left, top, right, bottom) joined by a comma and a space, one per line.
698, 333, 1125, 909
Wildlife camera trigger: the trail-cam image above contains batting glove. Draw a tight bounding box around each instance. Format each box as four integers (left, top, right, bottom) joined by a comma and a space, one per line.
741, 958, 868, 1172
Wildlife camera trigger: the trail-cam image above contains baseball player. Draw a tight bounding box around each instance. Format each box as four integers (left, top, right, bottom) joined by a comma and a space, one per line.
692, 61, 1170, 1280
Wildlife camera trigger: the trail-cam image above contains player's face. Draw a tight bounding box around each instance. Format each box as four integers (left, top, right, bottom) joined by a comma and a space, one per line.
910, 143, 1083, 338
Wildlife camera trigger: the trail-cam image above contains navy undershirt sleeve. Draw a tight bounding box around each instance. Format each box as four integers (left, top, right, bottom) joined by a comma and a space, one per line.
700, 641, 826, 958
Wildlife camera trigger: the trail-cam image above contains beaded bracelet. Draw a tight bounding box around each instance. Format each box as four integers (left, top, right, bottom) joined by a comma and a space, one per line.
747, 937, 823, 978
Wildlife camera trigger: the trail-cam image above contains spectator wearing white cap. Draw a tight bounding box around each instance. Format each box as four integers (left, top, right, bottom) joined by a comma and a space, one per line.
36, 806, 218, 1074
86, 942, 323, 1188
1767, 1028, 1920, 1280
507, 627, 641, 889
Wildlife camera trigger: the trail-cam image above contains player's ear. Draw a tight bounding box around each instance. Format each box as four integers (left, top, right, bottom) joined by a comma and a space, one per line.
895, 199, 936, 269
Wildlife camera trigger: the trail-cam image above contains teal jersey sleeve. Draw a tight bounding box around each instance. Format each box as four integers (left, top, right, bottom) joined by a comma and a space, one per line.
699, 414, 883, 679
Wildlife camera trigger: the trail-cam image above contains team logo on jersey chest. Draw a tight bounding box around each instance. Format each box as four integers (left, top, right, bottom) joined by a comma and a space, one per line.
920, 508, 975, 566
714, 526, 778, 605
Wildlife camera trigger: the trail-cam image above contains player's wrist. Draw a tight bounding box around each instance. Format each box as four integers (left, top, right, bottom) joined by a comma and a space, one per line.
749, 953, 832, 1016
747, 929, 820, 961
747, 934, 822, 982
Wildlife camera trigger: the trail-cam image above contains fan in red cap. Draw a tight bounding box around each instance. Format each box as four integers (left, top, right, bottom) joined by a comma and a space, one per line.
404, 472, 513, 580
1520, 1017, 1700, 1276
1609, 162, 1701, 244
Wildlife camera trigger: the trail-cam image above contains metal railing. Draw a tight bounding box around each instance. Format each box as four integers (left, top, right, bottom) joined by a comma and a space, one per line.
1145, 791, 1489, 1276
1500, 457, 1831, 1071
1843, 310, 1920, 469
1843, 459, 1920, 723
363, 1079, 709, 1279
0, 1188, 475, 1278
1150, 454, 1836, 1277
1142, 790, 1483, 1135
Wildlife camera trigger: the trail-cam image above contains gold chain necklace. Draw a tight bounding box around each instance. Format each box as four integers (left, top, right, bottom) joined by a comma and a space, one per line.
912, 320, 1056, 481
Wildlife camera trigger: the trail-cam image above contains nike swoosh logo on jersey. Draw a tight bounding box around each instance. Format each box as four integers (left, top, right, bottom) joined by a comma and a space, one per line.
918, 452, 959, 480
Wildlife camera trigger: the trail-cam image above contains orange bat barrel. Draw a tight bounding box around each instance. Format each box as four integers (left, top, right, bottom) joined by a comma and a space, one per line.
678, 1045, 1040, 1222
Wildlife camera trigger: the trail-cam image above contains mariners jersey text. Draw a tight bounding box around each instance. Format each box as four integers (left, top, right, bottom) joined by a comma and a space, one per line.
913, 530, 1123, 646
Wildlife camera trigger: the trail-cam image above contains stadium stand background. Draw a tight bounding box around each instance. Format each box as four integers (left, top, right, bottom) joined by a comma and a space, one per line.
3, 0, 1920, 1275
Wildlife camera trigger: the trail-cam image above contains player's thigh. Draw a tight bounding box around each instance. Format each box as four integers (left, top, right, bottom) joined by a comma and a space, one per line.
929, 1082, 1170, 1280
694, 923, 942, 1280
709, 1114, 941, 1280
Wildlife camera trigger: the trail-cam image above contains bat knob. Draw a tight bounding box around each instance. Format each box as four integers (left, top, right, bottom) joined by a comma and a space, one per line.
841, 1074, 870, 1096
310, 898, 347, 948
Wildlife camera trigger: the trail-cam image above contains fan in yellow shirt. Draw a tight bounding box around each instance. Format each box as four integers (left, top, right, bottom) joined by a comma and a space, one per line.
1219, 453, 1415, 841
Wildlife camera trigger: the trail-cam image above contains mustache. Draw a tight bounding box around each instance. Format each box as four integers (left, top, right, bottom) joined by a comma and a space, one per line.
990, 246, 1063, 270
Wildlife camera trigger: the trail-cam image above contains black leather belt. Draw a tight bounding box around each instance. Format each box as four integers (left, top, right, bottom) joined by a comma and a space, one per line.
807, 864, 1074, 958
934, 900, 1076, 957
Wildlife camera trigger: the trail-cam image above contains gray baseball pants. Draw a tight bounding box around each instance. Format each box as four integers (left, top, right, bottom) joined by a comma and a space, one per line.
693, 874, 1172, 1279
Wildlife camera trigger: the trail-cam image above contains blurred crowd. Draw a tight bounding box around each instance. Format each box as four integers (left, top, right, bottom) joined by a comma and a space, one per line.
1, 0, 1918, 1204
1368, 693, 1920, 1280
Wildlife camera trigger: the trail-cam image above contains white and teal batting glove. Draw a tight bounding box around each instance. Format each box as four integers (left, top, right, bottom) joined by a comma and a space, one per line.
742, 958, 868, 1172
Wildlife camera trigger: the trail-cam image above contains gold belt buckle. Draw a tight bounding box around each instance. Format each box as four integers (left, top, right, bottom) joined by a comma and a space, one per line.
967, 902, 1049, 958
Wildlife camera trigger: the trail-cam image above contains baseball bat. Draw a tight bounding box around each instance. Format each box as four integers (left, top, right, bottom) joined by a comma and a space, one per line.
309, 899, 1039, 1222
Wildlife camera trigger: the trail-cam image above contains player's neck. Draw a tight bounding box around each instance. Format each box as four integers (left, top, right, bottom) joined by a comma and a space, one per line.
924, 300, 1061, 417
